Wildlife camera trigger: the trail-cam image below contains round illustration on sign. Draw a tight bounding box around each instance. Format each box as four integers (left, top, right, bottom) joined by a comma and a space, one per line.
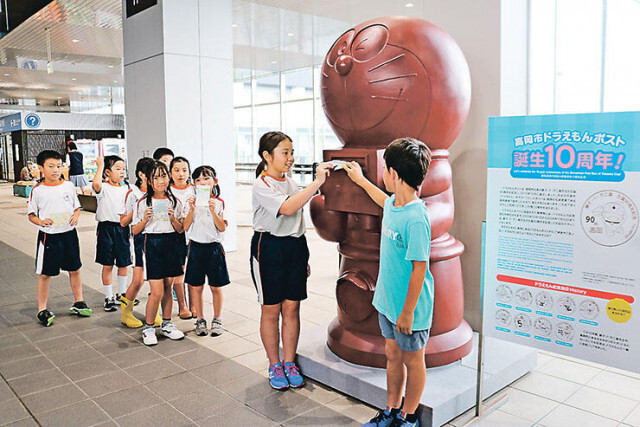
535, 291, 554, 310
514, 314, 532, 331
515, 288, 533, 307
557, 296, 576, 315
556, 322, 575, 341
495, 309, 511, 327
534, 317, 553, 337
496, 284, 513, 303
579, 299, 600, 320
24, 113, 41, 128
581, 190, 638, 247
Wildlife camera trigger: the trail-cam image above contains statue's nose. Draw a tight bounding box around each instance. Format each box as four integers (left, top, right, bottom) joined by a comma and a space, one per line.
335, 54, 353, 76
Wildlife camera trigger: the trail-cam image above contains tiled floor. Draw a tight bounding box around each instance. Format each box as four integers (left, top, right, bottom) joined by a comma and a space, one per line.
1, 183, 640, 426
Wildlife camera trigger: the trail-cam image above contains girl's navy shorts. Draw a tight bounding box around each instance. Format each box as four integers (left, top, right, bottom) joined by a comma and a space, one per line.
250, 232, 309, 305
185, 241, 230, 287
95, 221, 132, 268
143, 233, 184, 280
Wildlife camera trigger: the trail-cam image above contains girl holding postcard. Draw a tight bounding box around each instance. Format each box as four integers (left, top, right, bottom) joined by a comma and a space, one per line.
131, 160, 186, 346
183, 166, 230, 337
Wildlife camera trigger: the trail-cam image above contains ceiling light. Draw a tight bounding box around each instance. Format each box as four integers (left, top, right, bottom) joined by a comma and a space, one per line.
271, 60, 277, 64
71, 77, 77, 81
231, 23, 238, 28
108, 65, 114, 68
72, 39, 79, 43
3, 73, 9, 76
287, 32, 294, 37
113, 80, 117, 83
405, 2, 414, 7
57, 96, 62, 99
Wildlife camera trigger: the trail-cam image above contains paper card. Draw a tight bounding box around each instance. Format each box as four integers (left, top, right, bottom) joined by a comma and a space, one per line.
50, 212, 71, 227
152, 198, 170, 222
195, 185, 211, 207
329, 160, 349, 170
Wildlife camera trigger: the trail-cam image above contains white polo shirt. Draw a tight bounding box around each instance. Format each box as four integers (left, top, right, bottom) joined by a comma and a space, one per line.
188, 197, 225, 244
132, 196, 185, 234
27, 180, 81, 234
95, 182, 129, 223
252, 172, 305, 237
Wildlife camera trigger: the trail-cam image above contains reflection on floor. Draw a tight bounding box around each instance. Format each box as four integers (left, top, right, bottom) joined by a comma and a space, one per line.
1, 183, 639, 426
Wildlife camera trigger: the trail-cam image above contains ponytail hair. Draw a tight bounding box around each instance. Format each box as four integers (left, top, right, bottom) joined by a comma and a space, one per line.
192, 165, 220, 197
255, 131, 292, 177
134, 157, 154, 189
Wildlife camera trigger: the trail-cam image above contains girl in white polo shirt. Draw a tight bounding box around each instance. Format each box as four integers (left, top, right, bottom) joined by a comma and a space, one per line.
183, 165, 230, 337
93, 155, 131, 312
251, 131, 332, 390
132, 161, 186, 346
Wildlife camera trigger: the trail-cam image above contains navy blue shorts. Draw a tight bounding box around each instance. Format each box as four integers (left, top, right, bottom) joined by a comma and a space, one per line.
185, 241, 230, 287
35, 229, 82, 277
143, 233, 184, 280
132, 233, 145, 268
95, 221, 132, 268
250, 232, 309, 305
378, 313, 429, 352
173, 232, 188, 266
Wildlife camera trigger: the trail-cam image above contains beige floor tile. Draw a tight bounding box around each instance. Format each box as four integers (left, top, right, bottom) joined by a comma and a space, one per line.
225, 318, 260, 337
472, 409, 533, 426
588, 370, 640, 401
326, 395, 378, 425
511, 372, 581, 402
292, 381, 343, 405
564, 386, 638, 422
498, 387, 558, 422
537, 357, 603, 384
232, 349, 268, 372
535, 351, 554, 370
212, 336, 261, 359
622, 403, 640, 426
539, 404, 618, 427
606, 366, 640, 381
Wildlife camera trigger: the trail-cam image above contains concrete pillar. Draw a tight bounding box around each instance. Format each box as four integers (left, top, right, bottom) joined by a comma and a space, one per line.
122, 0, 237, 250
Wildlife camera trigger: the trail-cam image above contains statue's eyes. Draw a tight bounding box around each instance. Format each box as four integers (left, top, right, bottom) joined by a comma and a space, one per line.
327, 30, 355, 66
351, 25, 389, 62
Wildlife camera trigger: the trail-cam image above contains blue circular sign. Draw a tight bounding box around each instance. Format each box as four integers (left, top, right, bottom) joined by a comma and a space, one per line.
24, 113, 41, 128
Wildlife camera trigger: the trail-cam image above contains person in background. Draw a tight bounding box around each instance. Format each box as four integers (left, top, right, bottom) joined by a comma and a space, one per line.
66, 142, 90, 194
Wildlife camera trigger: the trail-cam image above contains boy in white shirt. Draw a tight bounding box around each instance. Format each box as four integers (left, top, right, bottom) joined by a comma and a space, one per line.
28, 150, 92, 327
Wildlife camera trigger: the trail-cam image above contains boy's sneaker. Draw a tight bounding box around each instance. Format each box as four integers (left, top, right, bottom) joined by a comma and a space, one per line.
389, 415, 418, 427
194, 318, 207, 336
117, 293, 139, 306
104, 297, 117, 312
69, 301, 92, 317
142, 327, 157, 346
161, 322, 185, 340
37, 309, 55, 327
283, 361, 305, 388
210, 317, 223, 337
268, 362, 289, 390
363, 410, 398, 427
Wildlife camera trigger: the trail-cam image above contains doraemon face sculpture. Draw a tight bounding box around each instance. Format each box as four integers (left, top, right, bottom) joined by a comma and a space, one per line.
321, 16, 471, 150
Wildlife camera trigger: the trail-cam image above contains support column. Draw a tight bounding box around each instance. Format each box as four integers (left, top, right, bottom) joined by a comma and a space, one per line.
122, 0, 236, 250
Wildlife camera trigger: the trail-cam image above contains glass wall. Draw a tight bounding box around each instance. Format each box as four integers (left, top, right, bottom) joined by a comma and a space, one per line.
233, 65, 339, 184
529, 0, 640, 114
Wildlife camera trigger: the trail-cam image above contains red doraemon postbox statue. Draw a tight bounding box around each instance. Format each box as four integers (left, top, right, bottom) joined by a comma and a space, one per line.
310, 16, 473, 367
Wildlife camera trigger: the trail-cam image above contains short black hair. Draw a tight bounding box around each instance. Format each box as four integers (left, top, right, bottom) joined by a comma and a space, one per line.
383, 138, 431, 190
67, 141, 77, 151
153, 147, 174, 160
36, 150, 63, 166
